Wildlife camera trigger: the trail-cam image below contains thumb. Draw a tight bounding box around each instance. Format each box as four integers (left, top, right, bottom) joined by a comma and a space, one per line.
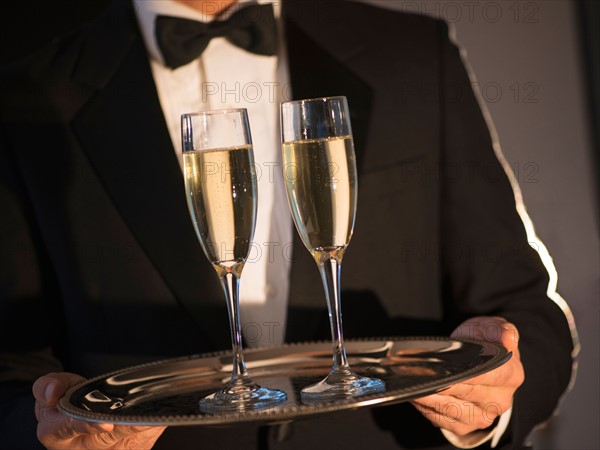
450, 315, 509, 342
33, 372, 86, 406
498, 321, 520, 353
450, 316, 520, 355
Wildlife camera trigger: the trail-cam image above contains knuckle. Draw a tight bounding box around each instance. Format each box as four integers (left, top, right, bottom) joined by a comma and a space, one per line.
54, 426, 70, 442
476, 416, 492, 429
462, 383, 475, 398
122, 437, 143, 449
94, 431, 117, 447
43, 406, 62, 424
483, 401, 502, 416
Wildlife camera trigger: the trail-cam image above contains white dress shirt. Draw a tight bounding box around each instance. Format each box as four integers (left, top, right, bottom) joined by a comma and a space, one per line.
133, 1, 510, 446
133, 0, 292, 347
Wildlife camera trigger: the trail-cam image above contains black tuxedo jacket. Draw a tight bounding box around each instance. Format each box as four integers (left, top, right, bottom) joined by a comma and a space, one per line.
0, 1, 574, 448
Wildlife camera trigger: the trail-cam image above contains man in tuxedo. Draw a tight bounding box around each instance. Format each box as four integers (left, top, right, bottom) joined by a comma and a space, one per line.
0, 0, 576, 449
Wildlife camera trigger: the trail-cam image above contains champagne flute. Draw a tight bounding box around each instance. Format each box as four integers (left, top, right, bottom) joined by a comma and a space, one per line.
182, 109, 286, 413
280, 96, 385, 401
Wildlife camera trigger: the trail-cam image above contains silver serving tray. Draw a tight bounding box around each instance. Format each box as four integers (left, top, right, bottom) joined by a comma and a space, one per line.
59, 337, 510, 426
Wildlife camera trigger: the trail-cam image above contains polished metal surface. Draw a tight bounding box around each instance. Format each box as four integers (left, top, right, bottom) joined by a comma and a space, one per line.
59, 337, 510, 426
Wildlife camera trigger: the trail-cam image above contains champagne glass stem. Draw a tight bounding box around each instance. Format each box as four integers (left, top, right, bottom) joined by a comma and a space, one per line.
184, 109, 286, 412
219, 268, 247, 381
316, 253, 351, 373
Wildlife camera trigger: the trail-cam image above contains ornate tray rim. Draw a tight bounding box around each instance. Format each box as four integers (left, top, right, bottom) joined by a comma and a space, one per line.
59, 336, 510, 426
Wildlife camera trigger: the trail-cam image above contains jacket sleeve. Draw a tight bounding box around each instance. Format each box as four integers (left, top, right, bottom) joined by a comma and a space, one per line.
437, 20, 577, 448
0, 111, 65, 449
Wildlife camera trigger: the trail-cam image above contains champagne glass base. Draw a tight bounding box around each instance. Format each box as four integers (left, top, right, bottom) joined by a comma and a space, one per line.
300, 369, 385, 403
200, 378, 287, 414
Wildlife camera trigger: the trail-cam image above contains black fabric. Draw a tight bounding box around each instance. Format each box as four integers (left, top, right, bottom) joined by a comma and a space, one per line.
155, 3, 277, 68
0, 386, 43, 450
0, 0, 574, 449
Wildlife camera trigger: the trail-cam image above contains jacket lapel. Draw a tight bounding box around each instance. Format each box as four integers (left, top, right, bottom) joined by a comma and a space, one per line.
283, 0, 375, 342
70, 3, 230, 351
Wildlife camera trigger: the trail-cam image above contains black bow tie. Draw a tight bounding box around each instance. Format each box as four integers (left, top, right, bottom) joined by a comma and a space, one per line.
155, 3, 278, 69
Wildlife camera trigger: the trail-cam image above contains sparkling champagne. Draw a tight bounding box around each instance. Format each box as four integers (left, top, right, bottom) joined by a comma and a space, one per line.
282, 135, 357, 257
280, 97, 384, 401
184, 145, 257, 270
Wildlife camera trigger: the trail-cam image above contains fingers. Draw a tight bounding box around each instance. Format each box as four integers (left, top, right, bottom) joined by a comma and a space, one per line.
428, 348, 523, 404
411, 398, 500, 436
33, 372, 166, 449
47, 417, 113, 442
414, 316, 524, 436
427, 382, 514, 413
112, 425, 168, 449
34, 372, 86, 427
34, 372, 115, 448
87, 425, 167, 450
108, 425, 165, 441
36, 407, 109, 448
449, 355, 516, 388
451, 316, 520, 351
68, 419, 114, 436
450, 317, 524, 392
451, 316, 504, 342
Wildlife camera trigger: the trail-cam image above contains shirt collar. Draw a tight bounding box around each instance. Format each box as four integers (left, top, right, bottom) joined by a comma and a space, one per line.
133, 0, 279, 66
